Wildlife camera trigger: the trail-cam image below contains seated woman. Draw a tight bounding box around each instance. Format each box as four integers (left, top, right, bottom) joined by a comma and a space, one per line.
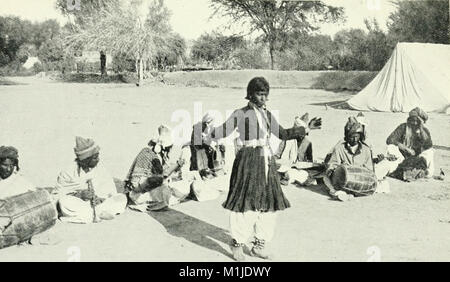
56, 137, 127, 223
385, 107, 434, 180
275, 114, 315, 186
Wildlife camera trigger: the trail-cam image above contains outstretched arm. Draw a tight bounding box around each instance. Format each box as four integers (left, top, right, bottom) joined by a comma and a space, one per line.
268, 111, 322, 140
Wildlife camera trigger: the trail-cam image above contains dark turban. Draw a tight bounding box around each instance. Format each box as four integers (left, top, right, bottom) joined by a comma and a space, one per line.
344, 117, 365, 142
409, 107, 428, 123
0, 146, 19, 160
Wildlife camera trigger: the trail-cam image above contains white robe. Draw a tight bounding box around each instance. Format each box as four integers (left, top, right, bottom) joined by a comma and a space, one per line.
55, 161, 126, 223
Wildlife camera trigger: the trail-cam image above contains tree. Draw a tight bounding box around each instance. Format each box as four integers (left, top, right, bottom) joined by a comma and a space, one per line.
56, 0, 120, 75
191, 32, 245, 67
210, 0, 344, 69
65, 0, 172, 86
155, 33, 186, 70
31, 19, 61, 49
277, 32, 334, 70
387, 0, 449, 44
0, 16, 33, 67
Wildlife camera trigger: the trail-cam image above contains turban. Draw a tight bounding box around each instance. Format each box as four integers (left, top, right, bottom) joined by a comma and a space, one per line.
0, 146, 18, 160
356, 112, 368, 126
294, 113, 309, 128
344, 116, 365, 142
409, 107, 428, 123
74, 136, 100, 160
202, 112, 215, 124
148, 125, 173, 148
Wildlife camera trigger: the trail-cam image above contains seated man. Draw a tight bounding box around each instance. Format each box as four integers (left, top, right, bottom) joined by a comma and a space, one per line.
324, 117, 382, 201
385, 107, 434, 180
56, 137, 127, 223
190, 112, 228, 191
126, 125, 212, 211
275, 114, 315, 186
0, 146, 36, 232
0, 146, 59, 247
0, 146, 35, 199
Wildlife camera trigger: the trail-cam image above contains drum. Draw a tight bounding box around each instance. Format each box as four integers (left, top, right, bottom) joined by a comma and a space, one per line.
331, 165, 377, 196
0, 189, 57, 249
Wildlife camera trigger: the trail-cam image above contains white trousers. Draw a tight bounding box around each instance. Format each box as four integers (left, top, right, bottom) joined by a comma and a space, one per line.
375, 145, 435, 179
229, 211, 277, 244
59, 194, 127, 224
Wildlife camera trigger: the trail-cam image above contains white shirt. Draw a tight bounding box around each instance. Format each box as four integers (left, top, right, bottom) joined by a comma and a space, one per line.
0, 173, 35, 199
56, 161, 117, 199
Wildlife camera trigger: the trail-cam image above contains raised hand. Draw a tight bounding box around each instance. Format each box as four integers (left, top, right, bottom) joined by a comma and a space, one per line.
308, 117, 322, 130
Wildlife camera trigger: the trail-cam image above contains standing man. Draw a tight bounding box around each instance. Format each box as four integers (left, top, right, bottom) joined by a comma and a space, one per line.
204, 77, 322, 261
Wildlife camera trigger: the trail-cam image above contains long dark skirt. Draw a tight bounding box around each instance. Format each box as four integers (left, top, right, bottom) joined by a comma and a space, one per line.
223, 146, 291, 212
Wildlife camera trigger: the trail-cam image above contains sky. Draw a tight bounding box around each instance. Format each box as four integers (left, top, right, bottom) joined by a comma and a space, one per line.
0, 0, 398, 39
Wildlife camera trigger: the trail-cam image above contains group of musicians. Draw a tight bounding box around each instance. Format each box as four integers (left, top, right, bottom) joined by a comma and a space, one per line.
0, 77, 435, 261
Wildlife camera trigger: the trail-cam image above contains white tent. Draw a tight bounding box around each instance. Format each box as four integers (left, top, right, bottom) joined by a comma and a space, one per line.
348, 42, 450, 113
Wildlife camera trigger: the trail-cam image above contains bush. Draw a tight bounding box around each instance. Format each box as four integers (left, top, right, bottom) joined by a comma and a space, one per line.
311, 71, 378, 92
33, 62, 44, 74
112, 53, 136, 73
59, 73, 134, 84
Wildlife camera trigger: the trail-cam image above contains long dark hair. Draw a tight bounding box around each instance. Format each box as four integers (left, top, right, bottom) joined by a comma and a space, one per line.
246, 77, 270, 100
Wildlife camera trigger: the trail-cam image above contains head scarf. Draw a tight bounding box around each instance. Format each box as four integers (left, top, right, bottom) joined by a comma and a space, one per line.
74, 136, 100, 161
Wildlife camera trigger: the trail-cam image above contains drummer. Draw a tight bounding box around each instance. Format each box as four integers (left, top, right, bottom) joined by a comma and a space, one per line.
323, 117, 375, 201
0, 146, 35, 234
274, 114, 316, 186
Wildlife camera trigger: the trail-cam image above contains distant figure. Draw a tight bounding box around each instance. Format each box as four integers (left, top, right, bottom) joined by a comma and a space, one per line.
100, 51, 107, 76
56, 137, 127, 223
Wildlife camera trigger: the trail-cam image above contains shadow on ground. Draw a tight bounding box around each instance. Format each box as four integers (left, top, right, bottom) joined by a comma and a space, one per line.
434, 145, 450, 152
148, 208, 233, 259
309, 100, 354, 110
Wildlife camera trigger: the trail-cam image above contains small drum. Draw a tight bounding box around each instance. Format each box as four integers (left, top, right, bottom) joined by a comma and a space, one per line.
331, 165, 377, 196
0, 190, 57, 249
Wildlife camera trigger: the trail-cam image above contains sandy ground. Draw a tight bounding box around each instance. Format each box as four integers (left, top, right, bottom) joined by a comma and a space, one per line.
0, 76, 449, 262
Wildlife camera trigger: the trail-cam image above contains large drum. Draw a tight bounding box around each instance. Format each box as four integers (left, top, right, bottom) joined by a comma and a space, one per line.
0, 189, 57, 249
331, 165, 377, 196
